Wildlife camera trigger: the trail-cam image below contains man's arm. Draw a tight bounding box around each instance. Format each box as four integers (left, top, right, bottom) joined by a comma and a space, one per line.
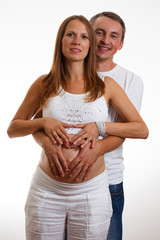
68, 75, 145, 181
68, 134, 124, 181
32, 109, 69, 177
33, 129, 69, 177
68, 115, 125, 181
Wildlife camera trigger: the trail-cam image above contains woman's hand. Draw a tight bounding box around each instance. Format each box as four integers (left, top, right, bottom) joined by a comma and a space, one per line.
70, 122, 99, 148
43, 118, 72, 145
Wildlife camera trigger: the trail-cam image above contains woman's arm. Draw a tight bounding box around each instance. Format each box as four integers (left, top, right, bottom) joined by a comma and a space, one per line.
104, 76, 149, 139
7, 75, 45, 138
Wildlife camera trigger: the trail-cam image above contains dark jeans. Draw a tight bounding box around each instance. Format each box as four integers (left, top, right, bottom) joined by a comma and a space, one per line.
107, 182, 124, 240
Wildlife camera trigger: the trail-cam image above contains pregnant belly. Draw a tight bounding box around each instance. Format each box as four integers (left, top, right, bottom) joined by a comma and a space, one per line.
39, 137, 105, 183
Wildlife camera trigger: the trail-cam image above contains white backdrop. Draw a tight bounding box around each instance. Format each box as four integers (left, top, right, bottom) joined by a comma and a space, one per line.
0, 0, 160, 239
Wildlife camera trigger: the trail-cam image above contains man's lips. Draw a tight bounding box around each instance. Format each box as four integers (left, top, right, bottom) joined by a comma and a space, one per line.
98, 46, 112, 51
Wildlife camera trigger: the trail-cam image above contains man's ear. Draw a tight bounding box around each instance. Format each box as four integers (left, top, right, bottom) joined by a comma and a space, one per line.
118, 41, 124, 50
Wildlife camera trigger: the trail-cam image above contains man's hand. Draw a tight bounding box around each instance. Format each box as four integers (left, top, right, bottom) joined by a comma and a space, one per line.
42, 138, 68, 177
68, 141, 100, 181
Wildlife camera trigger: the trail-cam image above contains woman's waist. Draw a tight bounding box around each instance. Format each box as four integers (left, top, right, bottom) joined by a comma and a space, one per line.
40, 146, 105, 183
33, 166, 108, 195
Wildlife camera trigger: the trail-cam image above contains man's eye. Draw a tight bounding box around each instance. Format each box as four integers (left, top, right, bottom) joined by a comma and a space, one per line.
112, 35, 117, 39
96, 31, 103, 35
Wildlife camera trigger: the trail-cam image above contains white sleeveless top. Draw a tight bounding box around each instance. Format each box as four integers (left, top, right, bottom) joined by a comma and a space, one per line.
43, 88, 108, 134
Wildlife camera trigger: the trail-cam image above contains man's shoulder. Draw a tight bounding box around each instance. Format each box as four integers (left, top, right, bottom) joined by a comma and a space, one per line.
116, 64, 142, 79
98, 64, 143, 88
115, 64, 143, 86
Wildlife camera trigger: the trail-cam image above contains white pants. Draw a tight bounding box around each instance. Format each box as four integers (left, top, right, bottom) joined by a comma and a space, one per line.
25, 167, 112, 240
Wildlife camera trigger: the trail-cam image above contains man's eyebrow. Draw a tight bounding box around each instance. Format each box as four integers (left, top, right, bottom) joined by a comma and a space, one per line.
95, 28, 105, 32
111, 31, 120, 36
95, 28, 120, 36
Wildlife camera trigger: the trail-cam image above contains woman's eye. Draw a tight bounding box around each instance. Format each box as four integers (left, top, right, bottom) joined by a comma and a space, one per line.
67, 33, 73, 37
82, 35, 88, 39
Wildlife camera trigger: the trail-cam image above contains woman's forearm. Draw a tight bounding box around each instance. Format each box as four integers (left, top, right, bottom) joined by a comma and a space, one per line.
7, 118, 45, 138
105, 121, 149, 139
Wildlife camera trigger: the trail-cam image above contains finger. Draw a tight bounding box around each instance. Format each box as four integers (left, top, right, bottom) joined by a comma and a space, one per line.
71, 132, 84, 143
71, 131, 87, 144
68, 158, 81, 175
57, 152, 69, 172
83, 166, 92, 181
73, 135, 88, 146
58, 128, 71, 143
61, 122, 73, 128
48, 133, 57, 144
91, 138, 96, 148
72, 124, 86, 128
52, 132, 63, 145
71, 139, 85, 148
80, 138, 90, 148
69, 162, 83, 178
63, 142, 71, 149
50, 162, 59, 177
54, 159, 65, 177
75, 165, 88, 181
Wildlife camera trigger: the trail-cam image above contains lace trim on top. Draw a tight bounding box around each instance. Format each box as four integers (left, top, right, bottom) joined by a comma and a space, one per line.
43, 88, 108, 134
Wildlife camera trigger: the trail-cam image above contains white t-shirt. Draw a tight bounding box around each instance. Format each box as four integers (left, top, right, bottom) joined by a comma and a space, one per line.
98, 64, 144, 185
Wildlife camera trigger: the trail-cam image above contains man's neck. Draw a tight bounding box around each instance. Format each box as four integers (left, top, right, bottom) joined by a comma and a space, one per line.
96, 60, 117, 72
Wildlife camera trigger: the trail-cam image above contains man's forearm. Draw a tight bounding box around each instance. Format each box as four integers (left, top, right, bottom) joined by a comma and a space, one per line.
33, 129, 51, 148
96, 135, 125, 156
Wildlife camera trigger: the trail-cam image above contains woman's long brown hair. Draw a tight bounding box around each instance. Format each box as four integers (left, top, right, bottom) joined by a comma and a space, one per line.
41, 15, 105, 105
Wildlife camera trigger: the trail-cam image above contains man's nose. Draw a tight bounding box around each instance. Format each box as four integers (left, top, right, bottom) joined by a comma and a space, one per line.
101, 34, 110, 45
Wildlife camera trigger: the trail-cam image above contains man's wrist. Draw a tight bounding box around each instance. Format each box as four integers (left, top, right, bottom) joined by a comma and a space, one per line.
41, 135, 53, 150
94, 140, 104, 156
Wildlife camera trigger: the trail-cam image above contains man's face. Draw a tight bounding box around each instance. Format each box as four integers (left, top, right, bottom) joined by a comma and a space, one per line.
92, 16, 124, 62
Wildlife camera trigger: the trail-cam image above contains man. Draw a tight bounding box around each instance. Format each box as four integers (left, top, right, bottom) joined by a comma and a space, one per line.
33, 12, 143, 240
89, 12, 143, 240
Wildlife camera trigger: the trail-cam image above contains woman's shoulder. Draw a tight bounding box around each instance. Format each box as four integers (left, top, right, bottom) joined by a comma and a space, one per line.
35, 74, 48, 84
30, 74, 48, 89
103, 76, 117, 88
26, 74, 48, 97
103, 76, 123, 101
103, 76, 121, 90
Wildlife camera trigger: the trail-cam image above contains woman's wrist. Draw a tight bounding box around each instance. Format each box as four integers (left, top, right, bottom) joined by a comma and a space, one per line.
95, 121, 106, 137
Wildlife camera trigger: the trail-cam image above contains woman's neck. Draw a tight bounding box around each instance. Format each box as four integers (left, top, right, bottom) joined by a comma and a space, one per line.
64, 61, 86, 93
65, 60, 84, 81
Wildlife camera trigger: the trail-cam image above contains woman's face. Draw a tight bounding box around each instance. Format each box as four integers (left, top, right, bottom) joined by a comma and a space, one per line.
62, 19, 90, 62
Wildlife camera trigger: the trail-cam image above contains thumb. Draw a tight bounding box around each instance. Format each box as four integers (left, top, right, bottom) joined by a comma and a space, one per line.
72, 124, 86, 128
61, 122, 73, 128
